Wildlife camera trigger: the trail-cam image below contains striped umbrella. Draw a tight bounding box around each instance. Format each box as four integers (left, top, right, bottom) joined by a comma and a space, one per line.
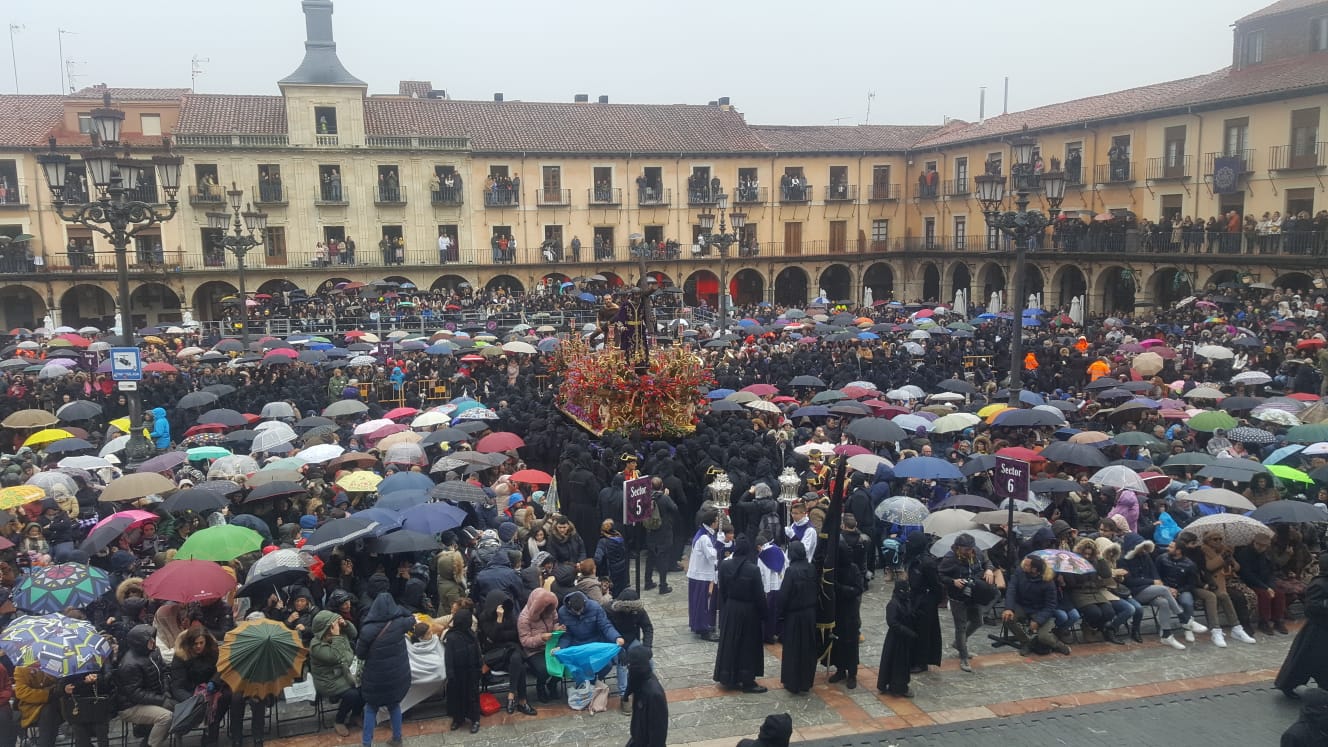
218, 618, 307, 699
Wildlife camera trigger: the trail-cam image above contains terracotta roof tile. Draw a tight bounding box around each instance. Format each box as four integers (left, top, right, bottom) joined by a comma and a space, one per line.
175, 94, 288, 135
1236, 0, 1327, 24
363, 98, 772, 154
0, 95, 66, 147
69, 85, 189, 102
750, 124, 941, 153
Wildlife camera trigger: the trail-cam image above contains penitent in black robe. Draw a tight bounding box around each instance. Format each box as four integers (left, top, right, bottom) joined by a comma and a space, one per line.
713, 556, 766, 687
779, 559, 819, 694
1276, 572, 1328, 692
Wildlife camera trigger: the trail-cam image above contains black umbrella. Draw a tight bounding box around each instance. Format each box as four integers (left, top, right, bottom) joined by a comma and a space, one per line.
453, 421, 492, 435
303, 517, 377, 555
213, 340, 244, 353
198, 409, 248, 427
1197, 463, 1266, 483
1249, 500, 1328, 525
294, 416, 336, 431
709, 400, 745, 412
369, 529, 441, 555
420, 428, 472, 447
79, 515, 136, 554
960, 454, 997, 476
56, 401, 103, 422
938, 379, 977, 395
202, 384, 237, 397
790, 375, 825, 388
1039, 441, 1110, 468
45, 438, 94, 454
935, 493, 999, 510
430, 481, 489, 504
1085, 378, 1123, 391
1219, 396, 1266, 413
1030, 478, 1080, 493
845, 418, 906, 443
161, 488, 229, 514
223, 430, 258, 447
828, 401, 872, 417
990, 409, 1062, 428
178, 391, 220, 410
243, 481, 307, 504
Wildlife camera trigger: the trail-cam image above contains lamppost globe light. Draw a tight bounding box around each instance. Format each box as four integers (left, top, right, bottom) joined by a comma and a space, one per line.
152, 154, 184, 198
1041, 169, 1067, 210
975, 173, 1005, 211
1011, 134, 1037, 168
227, 183, 244, 211
243, 206, 268, 233
116, 160, 142, 191
206, 211, 230, 230
717, 192, 728, 211
730, 211, 746, 230
88, 93, 124, 145
36, 152, 70, 201
81, 148, 117, 188
698, 211, 715, 232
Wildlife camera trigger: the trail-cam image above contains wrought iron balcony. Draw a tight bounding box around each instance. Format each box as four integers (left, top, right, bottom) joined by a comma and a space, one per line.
733, 186, 766, 205
1145, 156, 1191, 180
188, 186, 226, 205
687, 186, 721, 206
1269, 143, 1327, 171
824, 184, 857, 201
430, 186, 463, 206
637, 187, 670, 207
868, 183, 900, 201
375, 185, 406, 205
913, 182, 941, 200
536, 188, 571, 207
1202, 150, 1255, 176
0, 184, 26, 207
254, 183, 287, 205
779, 183, 811, 203
1094, 161, 1136, 184
315, 184, 348, 205
944, 179, 970, 197
484, 189, 519, 208
588, 187, 621, 206
1064, 166, 1085, 186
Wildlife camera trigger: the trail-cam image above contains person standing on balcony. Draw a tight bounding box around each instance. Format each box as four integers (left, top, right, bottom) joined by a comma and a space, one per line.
438, 231, 451, 264
343, 236, 356, 265
330, 169, 342, 201
570, 235, 581, 262
379, 236, 391, 265
327, 237, 340, 266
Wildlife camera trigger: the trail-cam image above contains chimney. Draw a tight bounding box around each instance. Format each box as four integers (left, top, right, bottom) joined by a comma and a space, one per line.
398, 80, 432, 98
493, 93, 504, 102
717, 96, 730, 106
278, 0, 365, 87
574, 94, 589, 103
426, 90, 447, 100
979, 86, 986, 124
597, 95, 608, 104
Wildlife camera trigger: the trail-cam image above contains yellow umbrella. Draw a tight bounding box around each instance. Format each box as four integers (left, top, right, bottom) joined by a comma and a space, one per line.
977, 403, 1010, 419
0, 485, 46, 510
143, 336, 166, 345
336, 471, 382, 492
23, 429, 75, 448
107, 418, 150, 438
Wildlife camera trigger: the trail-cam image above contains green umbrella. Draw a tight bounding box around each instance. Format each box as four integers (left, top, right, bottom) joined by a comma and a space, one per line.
1287, 423, 1328, 445
177, 525, 264, 561
1113, 431, 1167, 449
1159, 452, 1215, 470
218, 618, 307, 699
1268, 464, 1314, 485
13, 564, 111, 614
1187, 410, 1237, 433
187, 446, 232, 461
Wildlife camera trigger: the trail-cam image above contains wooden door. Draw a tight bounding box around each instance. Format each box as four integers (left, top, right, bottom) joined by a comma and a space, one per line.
784, 222, 802, 256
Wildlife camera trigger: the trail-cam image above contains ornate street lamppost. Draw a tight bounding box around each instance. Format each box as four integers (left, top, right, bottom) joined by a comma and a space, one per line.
35, 92, 183, 467
207, 185, 268, 345
696, 190, 745, 336
976, 132, 1066, 407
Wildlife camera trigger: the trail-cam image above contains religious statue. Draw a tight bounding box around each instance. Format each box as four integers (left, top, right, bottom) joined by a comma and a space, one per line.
588, 296, 619, 348
614, 276, 658, 374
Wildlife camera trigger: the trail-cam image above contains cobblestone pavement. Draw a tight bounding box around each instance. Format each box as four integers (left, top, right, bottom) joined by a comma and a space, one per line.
265, 572, 1299, 747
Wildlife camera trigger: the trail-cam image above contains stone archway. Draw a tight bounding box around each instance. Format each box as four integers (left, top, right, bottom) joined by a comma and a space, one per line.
1205, 269, 1240, 291
1051, 265, 1087, 310
684, 269, 719, 308
0, 285, 47, 331
862, 262, 894, 304
316, 277, 355, 294
774, 267, 809, 306
128, 282, 183, 327
1151, 267, 1194, 308
431, 274, 472, 294
60, 285, 116, 330
730, 268, 765, 306
1097, 265, 1137, 314
819, 264, 852, 302
645, 270, 675, 289
599, 272, 624, 288
1274, 272, 1313, 294
920, 262, 941, 302
1022, 264, 1045, 310
256, 279, 300, 297
950, 263, 972, 306
485, 274, 525, 295
978, 262, 1006, 302
192, 281, 239, 322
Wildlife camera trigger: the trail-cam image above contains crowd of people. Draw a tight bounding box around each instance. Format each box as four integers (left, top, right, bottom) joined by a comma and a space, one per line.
3, 277, 1328, 745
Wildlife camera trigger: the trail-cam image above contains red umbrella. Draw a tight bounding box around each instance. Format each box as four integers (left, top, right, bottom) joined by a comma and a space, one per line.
839, 386, 874, 400
460, 354, 485, 362
183, 423, 229, 438
144, 559, 237, 603
772, 396, 799, 404
1288, 393, 1320, 402
344, 330, 367, 338
384, 407, 419, 421
1138, 471, 1173, 494
509, 469, 553, 485
995, 446, 1046, 463
143, 361, 178, 374
475, 432, 526, 453
263, 348, 299, 359
367, 423, 409, 441
740, 384, 779, 397
55, 334, 91, 348
1296, 339, 1324, 351
834, 444, 871, 457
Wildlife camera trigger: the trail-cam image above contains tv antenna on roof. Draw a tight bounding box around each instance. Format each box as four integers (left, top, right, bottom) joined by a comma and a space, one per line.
191, 55, 209, 92
865, 91, 875, 124
64, 59, 85, 94
8, 24, 23, 93
58, 29, 76, 94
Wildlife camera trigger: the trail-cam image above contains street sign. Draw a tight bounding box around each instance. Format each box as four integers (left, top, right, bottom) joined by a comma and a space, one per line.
117, 381, 138, 391
994, 456, 1030, 501
623, 474, 653, 525
110, 347, 142, 381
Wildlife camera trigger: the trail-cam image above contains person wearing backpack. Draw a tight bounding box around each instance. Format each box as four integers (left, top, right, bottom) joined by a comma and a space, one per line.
642, 478, 675, 595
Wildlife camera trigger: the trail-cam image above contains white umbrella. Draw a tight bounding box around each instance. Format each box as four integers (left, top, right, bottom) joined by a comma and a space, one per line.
59, 455, 113, 471
1183, 387, 1226, 400
1089, 465, 1148, 493
501, 341, 537, 355
902, 342, 925, 356
793, 442, 837, 456
932, 412, 981, 433
353, 418, 394, 436
251, 428, 296, 454
297, 443, 344, 463
1031, 405, 1069, 423
347, 355, 377, 367
892, 414, 933, 432
100, 435, 130, 456
253, 421, 297, 438
1251, 408, 1301, 427
928, 392, 966, 403
1187, 487, 1256, 511
1195, 345, 1234, 361
1301, 442, 1328, 457
260, 402, 296, 419
846, 453, 893, 475
411, 411, 449, 429
900, 385, 925, 399
745, 400, 781, 414
908, 329, 932, 340
1185, 513, 1273, 546
1231, 371, 1272, 386
923, 508, 976, 535
929, 529, 1002, 557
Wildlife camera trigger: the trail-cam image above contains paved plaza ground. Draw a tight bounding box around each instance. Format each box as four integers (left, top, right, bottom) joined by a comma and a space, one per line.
267, 574, 1303, 747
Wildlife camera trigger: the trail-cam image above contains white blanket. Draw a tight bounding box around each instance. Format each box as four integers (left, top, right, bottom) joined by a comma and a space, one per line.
400, 637, 446, 713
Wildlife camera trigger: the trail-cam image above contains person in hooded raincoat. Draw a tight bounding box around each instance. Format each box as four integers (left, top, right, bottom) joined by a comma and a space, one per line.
904, 532, 944, 672
736, 713, 794, 747
713, 536, 767, 693
624, 646, 667, 747
1281, 687, 1328, 746
778, 543, 817, 694
354, 592, 413, 747
1276, 552, 1328, 697
443, 609, 483, 734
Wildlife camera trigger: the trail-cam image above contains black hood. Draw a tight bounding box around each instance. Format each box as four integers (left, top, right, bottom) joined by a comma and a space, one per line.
362, 591, 407, 625
757, 713, 793, 746
127, 623, 157, 654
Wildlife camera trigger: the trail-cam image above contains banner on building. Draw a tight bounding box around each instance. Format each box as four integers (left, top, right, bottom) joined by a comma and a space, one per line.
1212, 156, 1243, 194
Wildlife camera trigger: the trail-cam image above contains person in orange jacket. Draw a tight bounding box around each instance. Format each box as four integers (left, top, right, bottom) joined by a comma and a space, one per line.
1074, 335, 1090, 354
1023, 351, 1039, 371
1088, 357, 1112, 382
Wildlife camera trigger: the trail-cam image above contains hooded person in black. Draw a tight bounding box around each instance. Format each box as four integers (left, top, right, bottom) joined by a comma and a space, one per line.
355, 592, 413, 746
829, 536, 866, 689
281, 586, 318, 645
1276, 551, 1328, 697
114, 624, 174, 747
713, 536, 767, 693
876, 579, 918, 697
778, 542, 817, 694
443, 609, 483, 734
904, 532, 944, 672
736, 713, 794, 747
1281, 687, 1328, 746
624, 646, 667, 747
478, 590, 536, 716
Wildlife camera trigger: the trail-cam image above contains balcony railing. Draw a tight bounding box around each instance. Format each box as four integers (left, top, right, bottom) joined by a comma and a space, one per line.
1064, 166, 1085, 186
687, 186, 721, 206
913, 182, 941, 200
637, 187, 670, 207
430, 187, 463, 206
1269, 143, 1328, 171
38, 249, 184, 274
375, 185, 406, 205
1203, 150, 1255, 176
825, 184, 857, 201
63, 182, 90, 204
1094, 161, 1136, 183
315, 184, 348, 204
483, 189, 519, 208
126, 184, 160, 204
869, 183, 900, 201
365, 135, 468, 150
733, 186, 767, 205
536, 188, 571, 207
0, 185, 25, 207
1145, 156, 1191, 180
175, 134, 290, 148
254, 183, 287, 205
944, 179, 970, 197
779, 184, 812, 203
588, 187, 621, 206
315, 134, 339, 147
188, 186, 226, 205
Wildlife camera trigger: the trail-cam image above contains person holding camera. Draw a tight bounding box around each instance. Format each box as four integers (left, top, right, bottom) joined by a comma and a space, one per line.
937, 533, 999, 672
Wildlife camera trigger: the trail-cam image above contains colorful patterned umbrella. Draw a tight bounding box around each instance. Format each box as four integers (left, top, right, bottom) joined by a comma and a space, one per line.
218, 618, 307, 699
1030, 549, 1096, 575
0, 613, 112, 677
13, 563, 112, 613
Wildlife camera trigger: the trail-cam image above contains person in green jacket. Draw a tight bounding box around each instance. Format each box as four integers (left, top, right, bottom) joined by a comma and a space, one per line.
309, 611, 361, 737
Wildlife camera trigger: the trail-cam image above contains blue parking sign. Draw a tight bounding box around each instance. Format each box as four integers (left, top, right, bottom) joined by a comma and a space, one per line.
110, 347, 142, 381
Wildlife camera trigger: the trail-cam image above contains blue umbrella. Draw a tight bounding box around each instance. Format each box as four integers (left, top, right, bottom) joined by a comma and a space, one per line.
578, 292, 597, 303
1263, 444, 1305, 466
977, 313, 997, 320
553, 642, 622, 683
399, 502, 467, 534
857, 331, 879, 340
707, 389, 736, 399
375, 489, 431, 511
353, 508, 404, 534
378, 472, 434, 495
425, 343, 455, 355
892, 456, 965, 481
791, 405, 830, 418
537, 338, 561, 353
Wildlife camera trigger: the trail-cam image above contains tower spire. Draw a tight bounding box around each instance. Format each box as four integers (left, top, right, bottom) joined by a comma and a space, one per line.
279, 0, 364, 87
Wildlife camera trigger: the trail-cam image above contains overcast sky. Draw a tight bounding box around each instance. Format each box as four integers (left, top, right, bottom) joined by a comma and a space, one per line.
6, 0, 1259, 126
